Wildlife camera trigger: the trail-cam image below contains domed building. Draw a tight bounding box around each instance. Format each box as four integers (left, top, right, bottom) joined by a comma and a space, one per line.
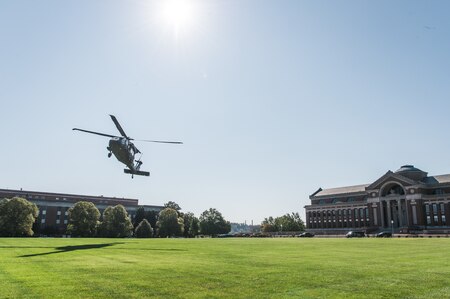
305, 165, 450, 235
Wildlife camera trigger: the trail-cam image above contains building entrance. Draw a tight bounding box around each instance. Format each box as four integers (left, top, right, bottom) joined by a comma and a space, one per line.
381, 198, 406, 228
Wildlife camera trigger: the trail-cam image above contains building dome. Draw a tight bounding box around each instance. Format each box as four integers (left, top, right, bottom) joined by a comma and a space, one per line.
395, 165, 428, 181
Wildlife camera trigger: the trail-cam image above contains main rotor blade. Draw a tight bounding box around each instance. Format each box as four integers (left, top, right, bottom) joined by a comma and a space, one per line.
73, 128, 119, 138
136, 139, 183, 144
110, 114, 129, 139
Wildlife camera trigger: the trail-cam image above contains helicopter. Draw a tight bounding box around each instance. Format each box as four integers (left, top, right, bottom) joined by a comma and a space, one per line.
73, 115, 182, 178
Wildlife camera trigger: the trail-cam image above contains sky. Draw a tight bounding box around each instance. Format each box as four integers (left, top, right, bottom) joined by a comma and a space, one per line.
1, 0, 450, 224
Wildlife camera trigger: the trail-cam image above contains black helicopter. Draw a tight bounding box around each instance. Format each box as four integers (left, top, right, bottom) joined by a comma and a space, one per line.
73, 115, 182, 178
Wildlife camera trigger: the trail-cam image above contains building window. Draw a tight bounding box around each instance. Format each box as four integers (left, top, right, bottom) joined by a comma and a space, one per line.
42, 210, 46, 215
65, 211, 69, 216
56, 220, 60, 224
425, 205, 430, 214
427, 216, 431, 225
433, 204, 438, 214
57, 211, 61, 216
440, 203, 445, 214
64, 220, 68, 224
434, 215, 438, 224
442, 215, 447, 225
41, 219, 45, 224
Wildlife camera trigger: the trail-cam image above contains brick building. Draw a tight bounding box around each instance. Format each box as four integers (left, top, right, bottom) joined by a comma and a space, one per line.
305, 165, 450, 235
0, 188, 163, 234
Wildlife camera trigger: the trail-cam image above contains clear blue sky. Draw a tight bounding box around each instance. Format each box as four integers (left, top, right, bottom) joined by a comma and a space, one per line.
1, 1, 449, 224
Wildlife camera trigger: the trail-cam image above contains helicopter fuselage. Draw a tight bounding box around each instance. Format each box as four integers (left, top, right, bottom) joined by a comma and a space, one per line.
108, 137, 135, 170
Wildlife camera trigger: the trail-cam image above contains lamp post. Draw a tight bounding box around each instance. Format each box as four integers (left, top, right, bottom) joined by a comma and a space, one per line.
391, 219, 394, 236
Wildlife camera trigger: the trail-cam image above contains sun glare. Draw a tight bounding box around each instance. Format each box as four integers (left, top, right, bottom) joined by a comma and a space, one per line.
159, 0, 197, 38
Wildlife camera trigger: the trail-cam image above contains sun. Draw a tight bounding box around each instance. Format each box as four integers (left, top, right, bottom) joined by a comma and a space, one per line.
159, 0, 197, 38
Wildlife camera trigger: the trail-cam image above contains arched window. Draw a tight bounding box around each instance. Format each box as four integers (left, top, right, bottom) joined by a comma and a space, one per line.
381, 183, 405, 197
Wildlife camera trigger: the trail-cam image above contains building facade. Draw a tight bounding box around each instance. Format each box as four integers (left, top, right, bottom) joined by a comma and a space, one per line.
0, 188, 164, 234
305, 165, 450, 234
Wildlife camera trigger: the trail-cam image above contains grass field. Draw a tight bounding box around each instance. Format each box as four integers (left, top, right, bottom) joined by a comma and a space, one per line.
1, 238, 450, 298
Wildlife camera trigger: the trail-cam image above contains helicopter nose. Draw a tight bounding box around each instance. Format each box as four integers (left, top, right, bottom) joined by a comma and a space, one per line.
109, 138, 120, 149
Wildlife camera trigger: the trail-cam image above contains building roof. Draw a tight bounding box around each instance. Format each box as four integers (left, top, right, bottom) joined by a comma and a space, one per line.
0, 188, 139, 205
313, 184, 370, 197
310, 166, 450, 200
395, 165, 424, 174
423, 174, 450, 185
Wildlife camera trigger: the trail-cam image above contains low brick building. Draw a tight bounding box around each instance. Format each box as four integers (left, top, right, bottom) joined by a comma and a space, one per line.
0, 188, 163, 234
305, 165, 450, 235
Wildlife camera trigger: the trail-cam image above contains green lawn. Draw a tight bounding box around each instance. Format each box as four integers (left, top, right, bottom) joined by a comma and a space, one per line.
1, 238, 450, 298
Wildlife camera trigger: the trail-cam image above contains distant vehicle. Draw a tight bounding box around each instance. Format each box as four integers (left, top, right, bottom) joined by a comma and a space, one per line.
73, 115, 182, 178
298, 232, 315, 238
346, 231, 365, 238
406, 226, 423, 234
376, 231, 392, 238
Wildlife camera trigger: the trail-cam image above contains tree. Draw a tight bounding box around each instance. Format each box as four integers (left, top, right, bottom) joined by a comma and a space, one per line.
276, 212, 305, 232
133, 207, 146, 228
133, 207, 159, 230
261, 216, 277, 232
164, 201, 182, 216
66, 201, 100, 237
145, 210, 159, 229
0, 197, 39, 237
100, 205, 133, 238
261, 213, 305, 233
156, 208, 184, 237
199, 208, 231, 236
188, 216, 200, 238
183, 212, 199, 238
135, 219, 153, 238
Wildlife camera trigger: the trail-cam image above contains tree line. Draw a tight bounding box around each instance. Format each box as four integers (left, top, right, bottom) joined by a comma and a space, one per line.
0, 197, 231, 238
260, 212, 305, 232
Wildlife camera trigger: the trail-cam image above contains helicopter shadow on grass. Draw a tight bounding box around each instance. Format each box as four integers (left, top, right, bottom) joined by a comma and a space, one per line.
17, 242, 125, 258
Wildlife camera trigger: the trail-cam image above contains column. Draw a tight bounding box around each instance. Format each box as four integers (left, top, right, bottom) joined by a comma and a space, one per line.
387, 200, 392, 228
405, 200, 410, 226
380, 201, 385, 227
306, 211, 310, 229
397, 199, 403, 227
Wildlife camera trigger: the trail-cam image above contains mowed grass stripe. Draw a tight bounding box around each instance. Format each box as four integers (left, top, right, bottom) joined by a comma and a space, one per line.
1, 238, 450, 298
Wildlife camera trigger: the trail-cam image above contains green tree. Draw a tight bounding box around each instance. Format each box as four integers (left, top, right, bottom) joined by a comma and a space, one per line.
0, 197, 39, 237
199, 208, 231, 236
134, 207, 146, 228
145, 210, 159, 229
261, 216, 277, 232
261, 213, 305, 233
135, 219, 153, 238
275, 212, 305, 232
188, 215, 200, 238
66, 201, 100, 237
100, 205, 133, 238
156, 208, 184, 237
164, 201, 182, 216
183, 212, 199, 238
